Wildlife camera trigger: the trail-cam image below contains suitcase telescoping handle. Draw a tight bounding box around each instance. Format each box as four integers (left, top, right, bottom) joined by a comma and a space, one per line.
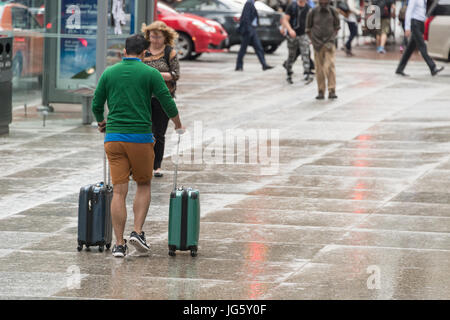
173, 130, 185, 192
103, 133, 111, 186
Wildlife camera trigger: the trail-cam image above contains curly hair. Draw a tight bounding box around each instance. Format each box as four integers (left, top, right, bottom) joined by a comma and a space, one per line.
141, 21, 179, 48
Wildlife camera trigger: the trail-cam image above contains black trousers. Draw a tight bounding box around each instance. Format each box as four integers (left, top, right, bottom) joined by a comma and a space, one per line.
345, 21, 358, 51
396, 19, 436, 73
151, 97, 170, 171
236, 28, 267, 69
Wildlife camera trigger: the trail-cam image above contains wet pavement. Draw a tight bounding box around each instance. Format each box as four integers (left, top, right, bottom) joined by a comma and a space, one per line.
1, 44, 450, 300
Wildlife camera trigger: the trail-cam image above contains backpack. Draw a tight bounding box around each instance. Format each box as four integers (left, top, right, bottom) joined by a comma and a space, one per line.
372, 0, 390, 17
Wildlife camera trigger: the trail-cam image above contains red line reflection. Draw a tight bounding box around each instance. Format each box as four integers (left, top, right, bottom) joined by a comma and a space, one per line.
351, 134, 373, 213
244, 212, 268, 300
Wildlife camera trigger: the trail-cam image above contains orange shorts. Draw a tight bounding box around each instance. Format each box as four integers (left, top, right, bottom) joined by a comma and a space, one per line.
105, 141, 155, 185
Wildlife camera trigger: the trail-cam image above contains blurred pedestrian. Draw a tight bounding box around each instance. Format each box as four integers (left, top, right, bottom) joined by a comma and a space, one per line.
340, 0, 360, 56
306, 0, 340, 100
236, 0, 274, 71
142, 21, 180, 179
395, 0, 444, 77
373, 0, 395, 54
281, 0, 313, 84
92, 34, 184, 258
398, 0, 408, 53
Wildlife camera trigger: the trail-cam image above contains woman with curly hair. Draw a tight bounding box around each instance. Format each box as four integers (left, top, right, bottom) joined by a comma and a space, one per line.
142, 21, 180, 178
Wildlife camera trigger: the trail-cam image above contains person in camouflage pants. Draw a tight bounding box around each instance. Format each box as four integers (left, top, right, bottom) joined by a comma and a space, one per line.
281, 0, 313, 84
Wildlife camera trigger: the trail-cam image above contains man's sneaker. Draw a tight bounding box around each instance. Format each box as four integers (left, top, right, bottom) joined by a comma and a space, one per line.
304, 74, 313, 84
129, 231, 150, 253
287, 76, 293, 84
112, 240, 128, 258
377, 46, 386, 54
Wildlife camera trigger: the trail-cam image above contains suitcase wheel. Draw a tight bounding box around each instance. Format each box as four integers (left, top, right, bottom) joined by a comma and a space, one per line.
99, 246, 104, 253
77, 245, 83, 252
190, 250, 198, 258
85, 246, 90, 251
106, 244, 111, 250
169, 250, 176, 257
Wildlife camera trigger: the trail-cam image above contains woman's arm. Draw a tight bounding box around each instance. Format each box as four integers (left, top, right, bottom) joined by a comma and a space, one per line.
160, 50, 180, 81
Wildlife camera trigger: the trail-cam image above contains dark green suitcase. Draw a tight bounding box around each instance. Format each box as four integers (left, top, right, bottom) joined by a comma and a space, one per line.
168, 133, 200, 257
168, 188, 200, 257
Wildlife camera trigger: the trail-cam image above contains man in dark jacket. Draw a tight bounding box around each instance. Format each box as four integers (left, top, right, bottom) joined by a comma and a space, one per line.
235, 0, 274, 71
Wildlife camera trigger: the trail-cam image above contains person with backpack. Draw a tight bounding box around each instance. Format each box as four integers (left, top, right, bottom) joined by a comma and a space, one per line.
373, 0, 396, 54
281, 0, 313, 84
339, 0, 361, 56
306, 0, 340, 100
142, 21, 180, 179
92, 34, 185, 258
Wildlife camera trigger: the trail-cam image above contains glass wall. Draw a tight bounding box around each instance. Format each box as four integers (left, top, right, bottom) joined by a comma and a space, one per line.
0, 0, 147, 111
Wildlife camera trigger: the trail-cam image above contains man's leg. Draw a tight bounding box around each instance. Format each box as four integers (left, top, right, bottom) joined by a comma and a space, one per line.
299, 35, 311, 77
285, 37, 299, 82
111, 183, 129, 246
236, 33, 250, 70
133, 181, 151, 235
396, 34, 417, 73
411, 20, 436, 72
126, 142, 155, 252
250, 30, 269, 68
105, 142, 131, 248
325, 46, 337, 98
314, 47, 326, 98
346, 22, 357, 52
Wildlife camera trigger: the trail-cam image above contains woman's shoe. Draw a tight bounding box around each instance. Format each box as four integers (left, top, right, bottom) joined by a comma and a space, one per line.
154, 170, 164, 178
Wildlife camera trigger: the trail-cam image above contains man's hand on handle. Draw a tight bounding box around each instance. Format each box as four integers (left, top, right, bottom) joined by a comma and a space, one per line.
405, 30, 411, 38
171, 114, 186, 135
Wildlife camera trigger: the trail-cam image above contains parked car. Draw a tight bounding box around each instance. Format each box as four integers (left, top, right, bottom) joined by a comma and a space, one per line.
170, 0, 284, 53
157, 2, 229, 60
0, 2, 44, 82
425, 0, 450, 61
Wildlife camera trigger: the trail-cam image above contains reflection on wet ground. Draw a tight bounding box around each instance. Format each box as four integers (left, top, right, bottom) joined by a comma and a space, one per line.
1, 46, 450, 300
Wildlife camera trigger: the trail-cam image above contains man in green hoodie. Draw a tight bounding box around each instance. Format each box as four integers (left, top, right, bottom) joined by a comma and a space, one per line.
92, 34, 184, 258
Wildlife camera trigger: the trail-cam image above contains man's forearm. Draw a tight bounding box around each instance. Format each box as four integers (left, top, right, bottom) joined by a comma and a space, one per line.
171, 114, 182, 129
282, 15, 293, 33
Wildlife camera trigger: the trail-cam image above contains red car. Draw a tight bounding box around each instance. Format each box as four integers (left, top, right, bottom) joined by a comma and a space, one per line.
157, 2, 229, 60
0, 2, 44, 81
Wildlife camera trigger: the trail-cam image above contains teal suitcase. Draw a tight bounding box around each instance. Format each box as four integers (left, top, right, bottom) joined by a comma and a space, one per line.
168, 133, 200, 257
168, 188, 200, 257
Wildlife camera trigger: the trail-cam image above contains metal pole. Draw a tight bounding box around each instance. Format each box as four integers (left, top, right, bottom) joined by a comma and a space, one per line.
148, 0, 156, 24
96, 0, 108, 81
